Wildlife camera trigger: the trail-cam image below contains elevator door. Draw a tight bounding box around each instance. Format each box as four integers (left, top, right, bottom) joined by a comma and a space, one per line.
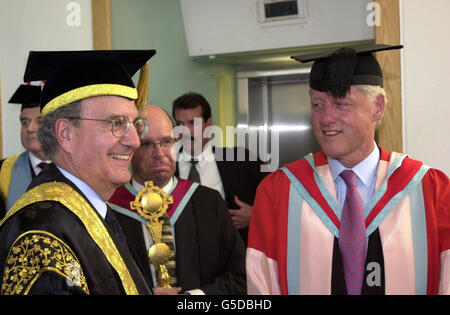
237, 72, 321, 171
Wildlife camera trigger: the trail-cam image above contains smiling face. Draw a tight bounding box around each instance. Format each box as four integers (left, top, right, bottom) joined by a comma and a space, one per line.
57, 95, 141, 200
310, 86, 385, 168
20, 106, 46, 160
132, 105, 177, 188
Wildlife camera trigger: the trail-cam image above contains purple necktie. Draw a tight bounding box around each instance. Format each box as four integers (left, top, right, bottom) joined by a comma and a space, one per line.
38, 162, 48, 170
339, 170, 366, 295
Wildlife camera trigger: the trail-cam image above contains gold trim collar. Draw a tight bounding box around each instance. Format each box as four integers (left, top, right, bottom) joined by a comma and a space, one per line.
2, 182, 139, 295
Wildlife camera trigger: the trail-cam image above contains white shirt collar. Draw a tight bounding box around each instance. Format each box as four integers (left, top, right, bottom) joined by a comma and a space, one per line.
181, 140, 215, 163
199, 141, 215, 163
57, 166, 107, 219
28, 151, 51, 175
131, 176, 174, 195
328, 142, 380, 189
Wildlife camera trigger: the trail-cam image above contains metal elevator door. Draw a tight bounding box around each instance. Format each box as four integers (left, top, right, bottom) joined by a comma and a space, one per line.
237, 71, 320, 172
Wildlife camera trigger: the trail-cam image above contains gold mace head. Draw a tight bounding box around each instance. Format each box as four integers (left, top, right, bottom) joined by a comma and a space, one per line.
140, 190, 163, 213
130, 181, 173, 221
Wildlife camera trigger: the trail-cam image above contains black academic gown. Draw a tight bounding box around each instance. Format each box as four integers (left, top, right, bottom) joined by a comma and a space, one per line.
0, 163, 151, 295
114, 184, 247, 295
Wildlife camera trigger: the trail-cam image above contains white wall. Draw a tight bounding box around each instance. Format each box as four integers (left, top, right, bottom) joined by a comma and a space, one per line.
181, 0, 373, 57
400, 0, 450, 175
0, 0, 92, 158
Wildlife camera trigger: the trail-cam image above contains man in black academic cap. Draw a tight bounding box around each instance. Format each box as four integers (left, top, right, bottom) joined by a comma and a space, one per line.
0, 84, 51, 217
246, 45, 450, 295
0, 50, 156, 295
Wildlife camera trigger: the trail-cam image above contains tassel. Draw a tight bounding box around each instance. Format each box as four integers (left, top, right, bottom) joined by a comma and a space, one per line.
136, 62, 149, 110
323, 48, 357, 98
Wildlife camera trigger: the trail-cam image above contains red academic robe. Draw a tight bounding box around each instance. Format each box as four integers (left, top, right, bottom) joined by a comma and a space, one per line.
247, 148, 450, 294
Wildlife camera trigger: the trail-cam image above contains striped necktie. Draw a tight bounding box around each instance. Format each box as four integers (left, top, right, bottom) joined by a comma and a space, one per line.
339, 170, 366, 295
160, 213, 177, 287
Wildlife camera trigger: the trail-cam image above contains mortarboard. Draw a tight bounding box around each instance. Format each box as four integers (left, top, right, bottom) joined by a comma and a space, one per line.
8, 84, 42, 111
23, 49, 156, 116
291, 44, 403, 98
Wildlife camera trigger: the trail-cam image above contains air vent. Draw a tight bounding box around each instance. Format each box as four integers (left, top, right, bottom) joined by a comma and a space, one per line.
264, 0, 299, 20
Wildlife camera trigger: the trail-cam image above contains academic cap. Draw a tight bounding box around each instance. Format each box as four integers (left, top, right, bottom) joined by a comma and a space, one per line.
8, 84, 41, 111
23, 49, 156, 116
291, 44, 403, 98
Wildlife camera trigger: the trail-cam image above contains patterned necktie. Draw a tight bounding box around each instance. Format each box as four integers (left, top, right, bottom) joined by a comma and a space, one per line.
187, 159, 200, 183
339, 170, 366, 295
160, 213, 177, 287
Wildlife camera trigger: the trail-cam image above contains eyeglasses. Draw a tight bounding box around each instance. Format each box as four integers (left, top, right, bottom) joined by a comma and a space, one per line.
67, 115, 149, 139
142, 137, 177, 151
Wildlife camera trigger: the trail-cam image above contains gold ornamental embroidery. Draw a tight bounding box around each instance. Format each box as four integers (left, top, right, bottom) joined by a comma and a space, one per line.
1, 182, 139, 295
1, 230, 89, 295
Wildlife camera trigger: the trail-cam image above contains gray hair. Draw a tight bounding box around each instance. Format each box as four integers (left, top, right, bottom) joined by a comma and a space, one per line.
38, 100, 83, 160
353, 85, 387, 129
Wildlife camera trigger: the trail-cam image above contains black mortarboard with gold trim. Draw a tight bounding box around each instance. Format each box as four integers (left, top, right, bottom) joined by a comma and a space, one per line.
8, 84, 41, 111
23, 50, 156, 116
291, 44, 403, 98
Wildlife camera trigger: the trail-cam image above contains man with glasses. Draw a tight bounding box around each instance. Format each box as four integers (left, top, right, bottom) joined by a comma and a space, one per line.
109, 104, 246, 295
0, 50, 155, 295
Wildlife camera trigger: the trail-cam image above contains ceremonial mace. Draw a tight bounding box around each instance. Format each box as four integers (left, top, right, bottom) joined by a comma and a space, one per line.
130, 181, 174, 288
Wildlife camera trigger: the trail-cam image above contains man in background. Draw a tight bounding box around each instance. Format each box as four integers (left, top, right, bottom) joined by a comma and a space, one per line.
0, 84, 51, 216
172, 92, 267, 245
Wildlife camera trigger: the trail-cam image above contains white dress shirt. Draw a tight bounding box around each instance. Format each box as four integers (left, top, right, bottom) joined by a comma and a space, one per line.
178, 141, 225, 199
328, 143, 380, 219
28, 152, 51, 176
57, 166, 107, 219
